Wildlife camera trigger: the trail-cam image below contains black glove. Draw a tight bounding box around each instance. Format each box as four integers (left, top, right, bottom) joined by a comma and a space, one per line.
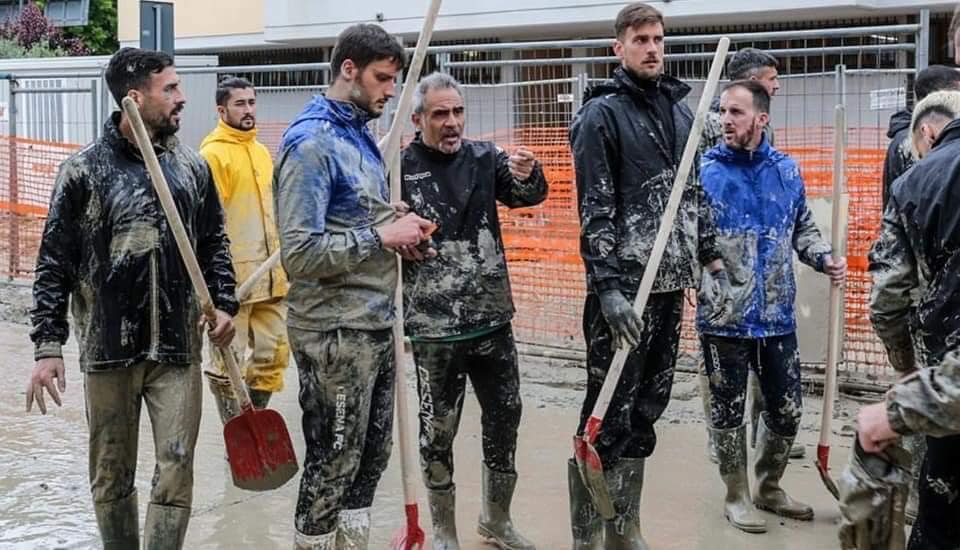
700, 269, 735, 326
598, 289, 644, 349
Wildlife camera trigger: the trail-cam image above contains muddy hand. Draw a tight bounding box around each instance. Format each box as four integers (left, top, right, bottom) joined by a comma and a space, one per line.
598, 289, 644, 349
26, 357, 66, 414
378, 213, 435, 249
856, 402, 900, 453
207, 309, 236, 348
508, 147, 536, 181
391, 201, 411, 219
824, 254, 847, 287
701, 269, 735, 326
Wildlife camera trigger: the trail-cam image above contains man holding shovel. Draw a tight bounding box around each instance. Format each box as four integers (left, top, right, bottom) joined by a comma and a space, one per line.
400, 72, 548, 550
697, 80, 846, 533
25, 47, 238, 549
569, 3, 729, 547
274, 24, 435, 549
200, 76, 289, 422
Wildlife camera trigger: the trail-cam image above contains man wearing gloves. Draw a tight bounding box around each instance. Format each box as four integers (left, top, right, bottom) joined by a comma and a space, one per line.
698, 80, 846, 533
200, 77, 289, 421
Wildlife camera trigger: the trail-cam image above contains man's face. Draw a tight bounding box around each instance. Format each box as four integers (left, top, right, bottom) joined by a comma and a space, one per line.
138, 66, 185, 138
412, 87, 465, 154
614, 22, 665, 80
342, 58, 400, 118
720, 86, 769, 150
751, 66, 781, 97
218, 87, 256, 131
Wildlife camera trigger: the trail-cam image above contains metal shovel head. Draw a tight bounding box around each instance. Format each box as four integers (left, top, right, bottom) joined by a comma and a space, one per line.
816, 444, 840, 500
224, 408, 299, 491
573, 435, 616, 520
389, 504, 426, 550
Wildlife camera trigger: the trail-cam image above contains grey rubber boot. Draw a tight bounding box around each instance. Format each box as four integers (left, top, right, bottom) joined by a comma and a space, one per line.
294, 530, 337, 549
336, 507, 371, 549
205, 372, 241, 424
753, 416, 814, 520
143, 503, 190, 550
93, 490, 140, 550
567, 459, 603, 549
477, 464, 536, 549
248, 386, 272, 409
603, 458, 650, 550
428, 486, 460, 550
711, 424, 767, 533
749, 381, 804, 459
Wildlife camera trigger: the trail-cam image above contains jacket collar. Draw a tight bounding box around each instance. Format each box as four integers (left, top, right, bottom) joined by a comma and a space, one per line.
933, 118, 960, 150
612, 66, 691, 104
709, 135, 773, 164
210, 118, 258, 144
104, 111, 178, 160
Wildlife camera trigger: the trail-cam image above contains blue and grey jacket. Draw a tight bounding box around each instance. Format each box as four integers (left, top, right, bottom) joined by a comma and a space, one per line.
273, 95, 396, 332
697, 138, 831, 338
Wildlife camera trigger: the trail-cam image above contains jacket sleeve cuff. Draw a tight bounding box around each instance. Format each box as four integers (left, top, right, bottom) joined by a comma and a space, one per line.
34, 341, 63, 361
356, 227, 382, 258
886, 398, 913, 436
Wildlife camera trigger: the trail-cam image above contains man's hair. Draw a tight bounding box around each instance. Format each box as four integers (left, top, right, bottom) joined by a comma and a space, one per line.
413, 72, 463, 114
726, 48, 779, 80
216, 76, 254, 106
914, 65, 960, 101
950, 5, 960, 52
910, 90, 960, 155
723, 79, 771, 114
614, 3, 663, 38
330, 24, 406, 80
105, 47, 175, 105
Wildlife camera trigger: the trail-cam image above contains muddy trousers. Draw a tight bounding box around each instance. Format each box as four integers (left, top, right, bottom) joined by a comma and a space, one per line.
290, 327, 395, 537
699, 333, 803, 436
411, 324, 523, 489
578, 291, 683, 464
85, 361, 202, 549
206, 298, 289, 393
907, 434, 960, 550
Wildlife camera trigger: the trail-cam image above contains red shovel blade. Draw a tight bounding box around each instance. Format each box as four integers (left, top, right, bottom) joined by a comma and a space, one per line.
573, 418, 616, 520
816, 444, 840, 500
224, 407, 299, 491
389, 504, 426, 550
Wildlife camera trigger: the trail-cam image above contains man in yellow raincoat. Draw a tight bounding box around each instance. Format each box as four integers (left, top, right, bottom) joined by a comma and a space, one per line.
200, 76, 289, 418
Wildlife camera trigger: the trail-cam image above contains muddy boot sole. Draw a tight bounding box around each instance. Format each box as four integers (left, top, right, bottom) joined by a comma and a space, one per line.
724, 511, 767, 534
789, 444, 806, 459
477, 525, 531, 550
755, 501, 814, 521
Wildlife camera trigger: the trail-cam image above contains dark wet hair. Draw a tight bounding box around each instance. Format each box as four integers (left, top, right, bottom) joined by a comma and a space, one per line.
330, 24, 406, 80
105, 47, 175, 105
915, 65, 960, 101
726, 48, 778, 80
723, 79, 771, 114
216, 76, 254, 106
614, 3, 663, 39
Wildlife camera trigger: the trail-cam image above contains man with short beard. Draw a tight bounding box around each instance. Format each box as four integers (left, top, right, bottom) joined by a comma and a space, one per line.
569, 3, 730, 547
400, 72, 547, 550
697, 80, 845, 533
25, 47, 238, 549
199, 77, 290, 422
274, 24, 435, 549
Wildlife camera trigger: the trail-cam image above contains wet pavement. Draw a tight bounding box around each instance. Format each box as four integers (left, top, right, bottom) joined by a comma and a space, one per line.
2, 320, 866, 549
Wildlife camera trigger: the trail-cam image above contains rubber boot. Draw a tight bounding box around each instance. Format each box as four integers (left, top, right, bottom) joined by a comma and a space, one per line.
336, 507, 371, 549
568, 459, 603, 549
428, 486, 460, 550
93, 490, 140, 550
749, 382, 804, 459
142, 503, 190, 550
294, 530, 337, 550
711, 425, 766, 533
477, 464, 536, 549
753, 416, 814, 520
205, 371, 241, 424
603, 458, 650, 550
248, 386, 272, 409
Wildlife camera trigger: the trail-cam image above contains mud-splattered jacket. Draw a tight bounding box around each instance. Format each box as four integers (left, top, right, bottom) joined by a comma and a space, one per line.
30, 112, 239, 370
400, 137, 548, 338
696, 138, 831, 338
570, 67, 721, 295
881, 109, 913, 210
274, 95, 396, 332
887, 348, 960, 437
869, 119, 960, 368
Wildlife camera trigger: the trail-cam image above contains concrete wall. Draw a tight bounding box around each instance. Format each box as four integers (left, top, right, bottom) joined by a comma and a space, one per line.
118, 0, 265, 46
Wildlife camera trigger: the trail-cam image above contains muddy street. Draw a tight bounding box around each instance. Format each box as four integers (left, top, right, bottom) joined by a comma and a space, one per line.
2, 320, 867, 549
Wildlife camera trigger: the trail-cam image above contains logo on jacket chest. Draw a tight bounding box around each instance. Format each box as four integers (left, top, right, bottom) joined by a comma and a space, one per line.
403, 171, 432, 182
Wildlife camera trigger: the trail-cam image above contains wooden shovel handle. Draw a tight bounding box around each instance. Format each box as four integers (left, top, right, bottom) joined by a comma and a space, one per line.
120, 96, 253, 412
236, 249, 282, 302
585, 38, 731, 436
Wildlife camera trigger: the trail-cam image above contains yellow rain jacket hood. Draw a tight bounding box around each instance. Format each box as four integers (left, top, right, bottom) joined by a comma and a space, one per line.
200, 119, 287, 302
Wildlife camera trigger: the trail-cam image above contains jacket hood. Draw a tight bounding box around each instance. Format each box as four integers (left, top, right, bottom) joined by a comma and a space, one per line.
887, 109, 912, 138
200, 119, 258, 149
583, 66, 692, 105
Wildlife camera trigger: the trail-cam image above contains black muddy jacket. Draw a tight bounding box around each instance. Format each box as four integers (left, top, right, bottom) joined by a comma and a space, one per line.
882, 109, 913, 209
570, 67, 721, 295
30, 112, 239, 371
400, 136, 548, 338
870, 118, 960, 367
